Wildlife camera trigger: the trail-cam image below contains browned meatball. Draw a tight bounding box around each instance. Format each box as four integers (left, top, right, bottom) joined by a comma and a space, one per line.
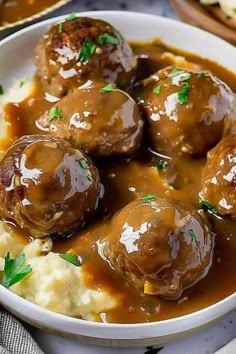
0, 135, 101, 238
34, 16, 137, 97
104, 198, 213, 299
201, 134, 236, 219
37, 80, 143, 156
136, 66, 235, 156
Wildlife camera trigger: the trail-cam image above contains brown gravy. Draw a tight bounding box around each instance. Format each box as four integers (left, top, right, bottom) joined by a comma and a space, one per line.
2, 40, 236, 323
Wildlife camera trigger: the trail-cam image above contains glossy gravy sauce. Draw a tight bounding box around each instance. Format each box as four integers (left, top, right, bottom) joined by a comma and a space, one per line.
2, 40, 236, 323
0, 0, 60, 25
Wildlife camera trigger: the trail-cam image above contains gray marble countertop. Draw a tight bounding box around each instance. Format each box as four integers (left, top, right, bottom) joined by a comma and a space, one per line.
1, 1, 236, 353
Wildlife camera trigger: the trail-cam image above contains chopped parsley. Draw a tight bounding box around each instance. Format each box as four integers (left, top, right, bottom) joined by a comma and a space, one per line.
199, 198, 218, 215
189, 229, 199, 247
58, 22, 63, 33
19, 80, 25, 88
200, 71, 206, 78
168, 66, 185, 78
153, 85, 161, 94
65, 12, 77, 21
145, 347, 164, 354
49, 106, 62, 122
78, 38, 97, 62
2, 253, 32, 288
59, 253, 81, 267
98, 32, 121, 45
100, 83, 114, 93
79, 158, 89, 169
178, 83, 191, 104
156, 160, 167, 170
140, 194, 156, 201
86, 175, 94, 182
0, 85, 4, 95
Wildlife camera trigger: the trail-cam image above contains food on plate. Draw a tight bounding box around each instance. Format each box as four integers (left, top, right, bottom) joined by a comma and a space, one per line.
0, 135, 101, 238
200, 0, 236, 20
34, 16, 137, 97
0, 16, 236, 323
201, 134, 236, 218
135, 66, 235, 156
105, 198, 213, 299
37, 80, 143, 156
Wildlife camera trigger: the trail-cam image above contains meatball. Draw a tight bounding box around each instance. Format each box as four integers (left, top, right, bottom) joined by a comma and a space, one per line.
104, 198, 213, 299
136, 66, 235, 156
37, 80, 143, 156
201, 134, 236, 219
0, 135, 101, 238
34, 16, 137, 97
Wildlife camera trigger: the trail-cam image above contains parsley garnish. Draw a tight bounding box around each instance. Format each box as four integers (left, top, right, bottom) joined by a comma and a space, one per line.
199, 198, 218, 215
58, 22, 63, 33
59, 253, 81, 266
79, 158, 89, 169
2, 253, 32, 288
78, 38, 97, 62
100, 83, 114, 93
0, 85, 4, 95
65, 12, 77, 21
181, 74, 192, 82
98, 32, 121, 45
178, 83, 191, 104
168, 66, 185, 78
145, 347, 164, 354
189, 229, 199, 247
153, 85, 161, 94
156, 160, 167, 170
49, 106, 62, 121
200, 71, 206, 78
86, 175, 94, 182
19, 80, 25, 88
140, 194, 156, 201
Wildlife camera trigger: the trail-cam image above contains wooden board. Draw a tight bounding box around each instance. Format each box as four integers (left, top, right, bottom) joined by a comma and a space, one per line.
170, 0, 236, 46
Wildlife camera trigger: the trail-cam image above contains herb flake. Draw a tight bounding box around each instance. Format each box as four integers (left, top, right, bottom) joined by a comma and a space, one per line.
65, 12, 77, 21
19, 80, 25, 88
100, 83, 114, 93
98, 32, 121, 45
59, 253, 81, 267
140, 194, 156, 201
200, 71, 206, 78
153, 85, 161, 94
181, 74, 192, 82
78, 38, 97, 62
178, 83, 191, 104
86, 175, 94, 182
189, 229, 199, 247
2, 253, 32, 288
79, 158, 89, 169
199, 198, 218, 215
156, 160, 167, 170
58, 22, 63, 33
168, 66, 185, 78
49, 106, 62, 122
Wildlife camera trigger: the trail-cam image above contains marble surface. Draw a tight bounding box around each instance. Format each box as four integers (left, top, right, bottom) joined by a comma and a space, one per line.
6, 0, 236, 353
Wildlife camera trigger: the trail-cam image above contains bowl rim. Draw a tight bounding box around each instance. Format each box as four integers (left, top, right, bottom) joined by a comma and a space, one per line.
0, 0, 72, 32
0, 10, 235, 331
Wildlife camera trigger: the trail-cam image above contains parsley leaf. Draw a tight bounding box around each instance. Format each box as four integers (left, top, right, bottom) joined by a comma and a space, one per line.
153, 85, 161, 94
140, 194, 156, 201
200, 71, 206, 78
65, 12, 77, 21
100, 83, 114, 93
181, 74, 192, 82
59, 253, 81, 267
98, 32, 121, 45
58, 22, 63, 33
145, 347, 164, 354
86, 175, 94, 182
156, 160, 167, 170
0, 85, 4, 95
2, 253, 32, 288
49, 106, 62, 122
168, 66, 185, 78
79, 158, 89, 169
199, 198, 218, 215
178, 83, 191, 104
189, 229, 199, 247
19, 80, 25, 88
78, 38, 97, 62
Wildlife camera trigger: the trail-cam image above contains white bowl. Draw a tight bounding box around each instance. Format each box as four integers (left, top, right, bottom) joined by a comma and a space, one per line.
0, 11, 236, 347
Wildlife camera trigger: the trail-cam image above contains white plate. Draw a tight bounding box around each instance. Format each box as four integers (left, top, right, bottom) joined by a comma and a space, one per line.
0, 10, 236, 347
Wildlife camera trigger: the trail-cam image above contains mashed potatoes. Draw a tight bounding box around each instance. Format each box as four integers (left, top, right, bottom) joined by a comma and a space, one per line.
0, 221, 117, 319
